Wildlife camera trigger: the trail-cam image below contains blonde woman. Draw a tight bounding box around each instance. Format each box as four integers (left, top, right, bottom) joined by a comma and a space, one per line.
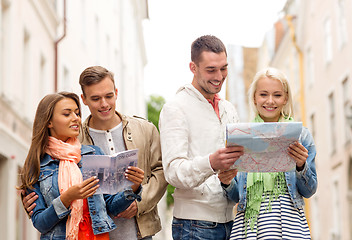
219, 68, 317, 239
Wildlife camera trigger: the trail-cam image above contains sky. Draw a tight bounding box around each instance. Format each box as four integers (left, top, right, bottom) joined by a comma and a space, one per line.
143, 0, 287, 101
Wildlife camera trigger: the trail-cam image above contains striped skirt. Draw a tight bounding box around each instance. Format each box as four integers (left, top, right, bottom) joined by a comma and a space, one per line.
230, 191, 311, 239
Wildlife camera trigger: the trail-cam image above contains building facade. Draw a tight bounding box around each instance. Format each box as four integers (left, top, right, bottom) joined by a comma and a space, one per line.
226, 45, 258, 122
295, 0, 352, 239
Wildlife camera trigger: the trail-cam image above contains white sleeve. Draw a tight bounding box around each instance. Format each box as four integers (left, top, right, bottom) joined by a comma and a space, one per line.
159, 104, 215, 189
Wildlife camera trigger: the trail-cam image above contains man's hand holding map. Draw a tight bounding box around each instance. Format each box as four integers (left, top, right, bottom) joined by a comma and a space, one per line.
226, 122, 302, 172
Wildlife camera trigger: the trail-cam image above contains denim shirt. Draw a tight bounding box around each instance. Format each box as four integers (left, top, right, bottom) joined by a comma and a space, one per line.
223, 127, 317, 212
29, 145, 142, 239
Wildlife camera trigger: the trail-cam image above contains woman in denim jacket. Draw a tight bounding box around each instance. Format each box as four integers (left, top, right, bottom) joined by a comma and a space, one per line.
219, 68, 317, 239
19, 92, 144, 240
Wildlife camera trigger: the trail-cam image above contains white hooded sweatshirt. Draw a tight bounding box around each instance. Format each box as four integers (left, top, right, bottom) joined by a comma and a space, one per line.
159, 84, 239, 223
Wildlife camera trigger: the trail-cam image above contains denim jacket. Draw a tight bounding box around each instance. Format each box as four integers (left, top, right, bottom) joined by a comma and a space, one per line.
223, 127, 317, 211
29, 145, 142, 239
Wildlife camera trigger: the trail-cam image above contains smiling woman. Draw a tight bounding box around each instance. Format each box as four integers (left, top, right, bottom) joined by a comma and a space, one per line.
219, 67, 317, 239
48, 98, 81, 142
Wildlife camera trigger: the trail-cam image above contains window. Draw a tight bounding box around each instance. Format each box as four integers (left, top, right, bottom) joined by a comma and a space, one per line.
342, 78, 351, 142
80, 0, 86, 46
1, 4, 11, 98
337, 0, 347, 49
310, 113, 316, 141
293, 50, 300, 94
329, 93, 336, 153
16, 166, 26, 240
39, 55, 47, 97
0, 155, 7, 238
22, 29, 32, 117
324, 18, 333, 63
62, 66, 71, 91
95, 16, 100, 63
331, 179, 341, 239
106, 35, 111, 67
47, 0, 57, 11
311, 196, 320, 240
306, 47, 315, 87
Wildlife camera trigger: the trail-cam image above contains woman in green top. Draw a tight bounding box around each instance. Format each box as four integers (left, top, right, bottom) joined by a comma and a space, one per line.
220, 67, 317, 239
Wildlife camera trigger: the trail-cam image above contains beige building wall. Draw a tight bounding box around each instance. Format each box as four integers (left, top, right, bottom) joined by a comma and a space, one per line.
296, 0, 352, 239
57, 0, 148, 119
0, 0, 57, 239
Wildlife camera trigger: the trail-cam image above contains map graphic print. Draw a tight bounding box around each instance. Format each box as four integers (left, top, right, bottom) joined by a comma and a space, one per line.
226, 122, 302, 172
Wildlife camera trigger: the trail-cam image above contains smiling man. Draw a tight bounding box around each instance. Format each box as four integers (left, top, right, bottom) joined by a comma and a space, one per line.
159, 35, 244, 240
78, 66, 167, 240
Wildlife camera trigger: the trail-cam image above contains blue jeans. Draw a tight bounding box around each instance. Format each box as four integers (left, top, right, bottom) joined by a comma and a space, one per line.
172, 217, 233, 240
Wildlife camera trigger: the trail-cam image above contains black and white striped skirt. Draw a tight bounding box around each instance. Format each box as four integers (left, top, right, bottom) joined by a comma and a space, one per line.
230, 191, 311, 240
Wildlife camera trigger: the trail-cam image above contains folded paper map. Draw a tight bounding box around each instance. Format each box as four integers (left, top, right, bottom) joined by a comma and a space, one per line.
81, 149, 138, 194
226, 122, 302, 172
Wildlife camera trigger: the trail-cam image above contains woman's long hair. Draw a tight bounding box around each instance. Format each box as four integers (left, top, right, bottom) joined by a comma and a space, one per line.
19, 92, 81, 190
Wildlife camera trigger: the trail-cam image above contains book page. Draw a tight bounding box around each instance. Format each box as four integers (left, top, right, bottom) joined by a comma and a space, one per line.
81, 149, 138, 194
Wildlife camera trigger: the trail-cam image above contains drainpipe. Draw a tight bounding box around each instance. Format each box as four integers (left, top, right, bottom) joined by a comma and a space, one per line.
286, 14, 311, 227
54, 0, 67, 92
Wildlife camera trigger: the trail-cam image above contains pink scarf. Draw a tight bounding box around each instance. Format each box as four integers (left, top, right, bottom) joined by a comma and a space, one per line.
45, 136, 82, 240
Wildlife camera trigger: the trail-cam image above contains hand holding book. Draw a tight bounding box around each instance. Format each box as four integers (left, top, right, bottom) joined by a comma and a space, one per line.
125, 166, 144, 193
81, 149, 140, 194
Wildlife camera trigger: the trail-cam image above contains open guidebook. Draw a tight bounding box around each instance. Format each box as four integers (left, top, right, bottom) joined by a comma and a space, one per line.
81, 149, 138, 194
226, 122, 302, 172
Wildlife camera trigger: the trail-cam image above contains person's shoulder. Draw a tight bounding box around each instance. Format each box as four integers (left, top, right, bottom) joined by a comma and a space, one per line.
125, 114, 156, 128
163, 88, 198, 110
300, 126, 315, 145
127, 115, 151, 123
220, 98, 235, 108
169, 84, 196, 102
219, 99, 238, 114
81, 144, 104, 155
40, 153, 55, 167
301, 126, 312, 135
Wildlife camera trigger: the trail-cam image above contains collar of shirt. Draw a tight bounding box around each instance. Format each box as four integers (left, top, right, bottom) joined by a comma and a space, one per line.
207, 94, 221, 120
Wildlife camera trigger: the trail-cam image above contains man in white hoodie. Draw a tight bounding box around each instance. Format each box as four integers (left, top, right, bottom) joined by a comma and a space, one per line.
159, 35, 244, 240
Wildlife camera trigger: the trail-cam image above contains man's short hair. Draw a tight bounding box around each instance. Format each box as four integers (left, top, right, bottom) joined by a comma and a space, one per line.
191, 35, 227, 65
79, 66, 115, 96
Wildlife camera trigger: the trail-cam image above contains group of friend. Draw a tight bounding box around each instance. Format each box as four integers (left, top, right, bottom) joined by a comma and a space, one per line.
19, 35, 317, 240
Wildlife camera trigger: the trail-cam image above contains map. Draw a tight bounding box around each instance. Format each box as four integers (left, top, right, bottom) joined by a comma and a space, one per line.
226, 122, 302, 172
